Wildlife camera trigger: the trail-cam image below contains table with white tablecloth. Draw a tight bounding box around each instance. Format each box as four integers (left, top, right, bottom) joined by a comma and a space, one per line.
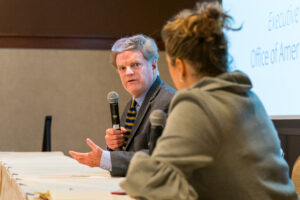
0, 152, 131, 200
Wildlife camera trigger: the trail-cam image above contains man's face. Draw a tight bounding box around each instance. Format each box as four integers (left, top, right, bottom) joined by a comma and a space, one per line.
116, 50, 156, 98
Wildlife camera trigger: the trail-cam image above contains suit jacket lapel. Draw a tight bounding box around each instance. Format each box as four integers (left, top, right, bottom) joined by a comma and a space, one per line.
125, 77, 163, 150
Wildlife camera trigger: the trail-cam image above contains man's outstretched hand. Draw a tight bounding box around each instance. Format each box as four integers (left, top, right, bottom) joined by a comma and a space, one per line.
69, 138, 102, 167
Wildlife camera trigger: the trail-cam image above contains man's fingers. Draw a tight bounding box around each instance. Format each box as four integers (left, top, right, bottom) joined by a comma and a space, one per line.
105, 136, 124, 147
69, 151, 86, 157
77, 157, 88, 164
69, 150, 82, 158
69, 151, 88, 159
108, 143, 123, 149
107, 140, 124, 146
120, 127, 127, 133
115, 141, 124, 148
105, 127, 126, 150
86, 138, 99, 150
105, 134, 124, 140
106, 128, 122, 135
69, 150, 75, 156
69, 151, 88, 164
107, 138, 124, 149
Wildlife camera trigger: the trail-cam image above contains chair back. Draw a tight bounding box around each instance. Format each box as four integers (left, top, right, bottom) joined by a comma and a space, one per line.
42, 115, 52, 151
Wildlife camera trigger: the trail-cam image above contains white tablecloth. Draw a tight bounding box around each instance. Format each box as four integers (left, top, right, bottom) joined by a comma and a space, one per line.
0, 152, 131, 200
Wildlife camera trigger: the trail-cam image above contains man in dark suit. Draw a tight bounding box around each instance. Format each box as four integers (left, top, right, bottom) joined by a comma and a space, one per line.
69, 34, 176, 177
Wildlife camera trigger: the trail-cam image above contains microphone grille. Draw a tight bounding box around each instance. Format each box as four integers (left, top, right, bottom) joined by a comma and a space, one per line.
107, 91, 119, 104
150, 109, 166, 126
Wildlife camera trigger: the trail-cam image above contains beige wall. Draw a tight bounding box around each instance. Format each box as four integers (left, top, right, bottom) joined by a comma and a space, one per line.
0, 49, 174, 154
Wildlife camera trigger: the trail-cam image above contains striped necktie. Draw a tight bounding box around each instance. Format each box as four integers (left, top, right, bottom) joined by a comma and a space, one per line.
122, 99, 137, 150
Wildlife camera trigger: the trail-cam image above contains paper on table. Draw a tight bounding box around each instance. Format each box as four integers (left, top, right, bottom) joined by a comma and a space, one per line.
0, 152, 131, 200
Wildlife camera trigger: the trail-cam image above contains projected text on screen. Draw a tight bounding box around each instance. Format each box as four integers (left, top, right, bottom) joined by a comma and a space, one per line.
223, 0, 300, 118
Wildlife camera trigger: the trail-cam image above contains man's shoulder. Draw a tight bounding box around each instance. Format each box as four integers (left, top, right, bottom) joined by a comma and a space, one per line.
150, 82, 176, 106
158, 82, 176, 98
161, 82, 176, 94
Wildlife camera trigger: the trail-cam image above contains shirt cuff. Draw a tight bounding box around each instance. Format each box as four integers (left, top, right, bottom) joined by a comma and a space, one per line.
100, 150, 112, 171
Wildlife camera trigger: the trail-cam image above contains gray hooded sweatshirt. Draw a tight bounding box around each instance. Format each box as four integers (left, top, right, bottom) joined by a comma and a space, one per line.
121, 71, 298, 200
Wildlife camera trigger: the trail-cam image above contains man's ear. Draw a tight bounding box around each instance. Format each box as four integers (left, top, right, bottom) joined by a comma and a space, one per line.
152, 59, 158, 70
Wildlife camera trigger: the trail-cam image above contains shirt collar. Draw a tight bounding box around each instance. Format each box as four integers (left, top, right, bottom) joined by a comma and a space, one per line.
133, 77, 156, 110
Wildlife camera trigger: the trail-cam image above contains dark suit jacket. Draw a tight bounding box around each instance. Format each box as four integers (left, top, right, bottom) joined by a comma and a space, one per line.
110, 76, 176, 177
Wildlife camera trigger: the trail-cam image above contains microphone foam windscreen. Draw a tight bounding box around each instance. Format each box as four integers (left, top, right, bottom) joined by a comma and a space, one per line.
150, 109, 166, 126
107, 91, 119, 104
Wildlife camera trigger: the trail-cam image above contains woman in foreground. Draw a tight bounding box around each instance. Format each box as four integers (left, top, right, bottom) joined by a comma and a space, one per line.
120, 2, 298, 200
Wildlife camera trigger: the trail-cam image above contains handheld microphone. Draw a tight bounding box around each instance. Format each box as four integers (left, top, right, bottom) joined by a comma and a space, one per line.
149, 109, 166, 155
107, 91, 120, 130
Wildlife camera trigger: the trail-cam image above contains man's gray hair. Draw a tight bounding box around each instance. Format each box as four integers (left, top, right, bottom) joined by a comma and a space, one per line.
110, 34, 159, 68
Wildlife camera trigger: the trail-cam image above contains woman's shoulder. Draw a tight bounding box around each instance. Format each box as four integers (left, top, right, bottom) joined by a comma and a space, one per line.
173, 86, 211, 101
169, 87, 211, 110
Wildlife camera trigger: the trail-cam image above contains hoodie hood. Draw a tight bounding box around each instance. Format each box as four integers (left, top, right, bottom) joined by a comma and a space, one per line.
192, 71, 252, 94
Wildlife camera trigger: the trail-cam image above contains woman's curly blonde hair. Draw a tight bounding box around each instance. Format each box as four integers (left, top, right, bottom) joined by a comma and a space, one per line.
162, 2, 238, 76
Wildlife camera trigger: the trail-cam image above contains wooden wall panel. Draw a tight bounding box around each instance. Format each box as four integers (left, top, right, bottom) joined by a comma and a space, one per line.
0, 0, 214, 49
